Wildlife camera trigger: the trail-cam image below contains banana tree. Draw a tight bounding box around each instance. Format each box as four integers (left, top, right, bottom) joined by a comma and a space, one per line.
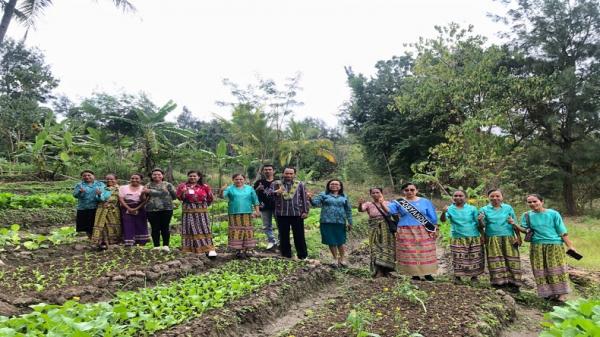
198, 139, 244, 189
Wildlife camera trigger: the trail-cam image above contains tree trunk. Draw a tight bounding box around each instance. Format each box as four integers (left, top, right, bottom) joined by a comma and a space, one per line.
166, 161, 174, 183
562, 161, 576, 215
0, 0, 18, 46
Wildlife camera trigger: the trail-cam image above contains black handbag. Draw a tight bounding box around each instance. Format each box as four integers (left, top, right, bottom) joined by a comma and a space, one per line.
524, 212, 534, 242
373, 202, 399, 234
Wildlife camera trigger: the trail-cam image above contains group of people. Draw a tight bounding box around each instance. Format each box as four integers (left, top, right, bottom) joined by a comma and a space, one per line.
73, 165, 578, 302
73, 169, 217, 257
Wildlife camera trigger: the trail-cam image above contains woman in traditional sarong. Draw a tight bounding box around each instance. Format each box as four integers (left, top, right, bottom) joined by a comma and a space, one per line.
358, 187, 395, 277
388, 182, 438, 281
479, 189, 522, 292
91, 174, 122, 250
222, 173, 260, 259
176, 170, 217, 257
309, 179, 353, 268
73, 170, 105, 238
440, 190, 484, 283
513, 194, 576, 302
118, 173, 150, 246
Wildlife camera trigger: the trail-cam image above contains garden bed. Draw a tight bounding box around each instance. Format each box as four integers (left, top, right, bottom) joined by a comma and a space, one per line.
0, 247, 227, 316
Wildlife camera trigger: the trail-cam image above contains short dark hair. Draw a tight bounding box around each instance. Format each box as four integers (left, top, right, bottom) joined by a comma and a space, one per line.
151, 168, 165, 175
325, 179, 344, 195
401, 182, 417, 190
80, 170, 94, 176
487, 188, 501, 196
232, 173, 245, 179
453, 189, 468, 198
261, 164, 275, 170
527, 193, 544, 202
105, 173, 117, 179
283, 166, 296, 173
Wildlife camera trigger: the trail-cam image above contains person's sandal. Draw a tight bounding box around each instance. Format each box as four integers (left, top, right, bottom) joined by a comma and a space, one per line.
235, 251, 245, 259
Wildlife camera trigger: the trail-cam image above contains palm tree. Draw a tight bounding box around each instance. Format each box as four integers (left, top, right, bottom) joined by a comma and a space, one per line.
0, 0, 135, 45
114, 98, 194, 175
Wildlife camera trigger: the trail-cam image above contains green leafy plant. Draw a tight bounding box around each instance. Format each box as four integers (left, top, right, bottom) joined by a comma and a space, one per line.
392, 279, 429, 313
328, 309, 381, 337
540, 298, 600, 337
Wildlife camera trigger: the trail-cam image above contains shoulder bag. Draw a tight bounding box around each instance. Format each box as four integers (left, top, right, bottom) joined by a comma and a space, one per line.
372, 202, 399, 234
524, 212, 534, 242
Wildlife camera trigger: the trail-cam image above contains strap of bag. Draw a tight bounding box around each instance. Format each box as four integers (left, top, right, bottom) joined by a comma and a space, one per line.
394, 198, 437, 232
372, 202, 389, 218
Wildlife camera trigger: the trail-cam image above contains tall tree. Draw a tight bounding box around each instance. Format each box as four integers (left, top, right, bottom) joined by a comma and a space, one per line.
0, 0, 136, 45
0, 39, 58, 160
496, 0, 600, 215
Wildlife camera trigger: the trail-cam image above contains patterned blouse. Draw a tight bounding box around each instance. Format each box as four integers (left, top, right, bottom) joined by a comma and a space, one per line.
145, 181, 177, 212
72, 180, 106, 210
311, 192, 353, 225
360, 201, 390, 219
176, 182, 213, 206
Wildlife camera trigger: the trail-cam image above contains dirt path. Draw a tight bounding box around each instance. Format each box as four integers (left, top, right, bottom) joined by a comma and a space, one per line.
244, 278, 356, 337
499, 305, 544, 337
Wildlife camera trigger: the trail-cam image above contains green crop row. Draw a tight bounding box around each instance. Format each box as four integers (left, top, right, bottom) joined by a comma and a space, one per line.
540, 298, 600, 336
0, 224, 77, 250
0, 258, 303, 337
0, 193, 76, 210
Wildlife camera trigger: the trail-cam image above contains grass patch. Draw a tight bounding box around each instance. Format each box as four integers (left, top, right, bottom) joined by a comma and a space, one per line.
563, 217, 600, 271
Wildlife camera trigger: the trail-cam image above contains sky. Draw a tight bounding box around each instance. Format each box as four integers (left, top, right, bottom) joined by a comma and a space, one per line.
8, 0, 508, 126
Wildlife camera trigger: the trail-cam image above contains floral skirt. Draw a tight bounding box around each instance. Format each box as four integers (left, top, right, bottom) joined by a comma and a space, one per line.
486, 235, 522, 286
91, 203, 122, 246
530, 243, 570, 297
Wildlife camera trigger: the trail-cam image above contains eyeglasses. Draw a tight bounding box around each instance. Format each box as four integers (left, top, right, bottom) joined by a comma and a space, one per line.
404, 188, 416, 192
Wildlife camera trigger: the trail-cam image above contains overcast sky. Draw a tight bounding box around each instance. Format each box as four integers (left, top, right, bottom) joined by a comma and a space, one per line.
8, 0, 507, 126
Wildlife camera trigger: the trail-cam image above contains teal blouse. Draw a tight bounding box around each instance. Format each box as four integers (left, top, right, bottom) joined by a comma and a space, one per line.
223, 185, 259, 214
72, 180, 106, 210
310, 192, 352, 225
445, 204, 480, 238
520, 209, 567, 244
479, 203, 517, 237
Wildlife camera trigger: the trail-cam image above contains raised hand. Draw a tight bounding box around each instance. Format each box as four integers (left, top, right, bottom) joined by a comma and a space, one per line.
95, 188, 101, 195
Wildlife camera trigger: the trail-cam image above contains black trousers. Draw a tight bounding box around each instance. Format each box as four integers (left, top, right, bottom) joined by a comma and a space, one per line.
147, 210, 173, 247
76, 209, 97, 236
276, 216, 307, 259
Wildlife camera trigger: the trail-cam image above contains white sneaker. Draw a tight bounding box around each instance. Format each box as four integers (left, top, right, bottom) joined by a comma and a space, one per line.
208, 250, 217, 257
152, 246, 161, 250
266, 242, 275, 250
161, 246, 170, 252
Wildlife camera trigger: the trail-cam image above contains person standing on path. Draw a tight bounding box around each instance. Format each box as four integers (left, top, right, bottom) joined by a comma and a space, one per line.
388, 182, 438, 281
91, 173, 122, 250
267, 167, 310, 259
358, 187, 396, 277
144, 168, 177, 251
440, 190, 484, 284
119, 173, 150, 246
512, 194, 577, 302
253, 164, 278, 250
73, 170, 106, 239
222, 173, 260, 258
478, 189, 522, 292
176, 170, 217, 258
309, 179, 353, 267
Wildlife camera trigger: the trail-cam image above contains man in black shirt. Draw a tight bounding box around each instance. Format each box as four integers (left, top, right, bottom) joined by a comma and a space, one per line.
254, 164, 278, 249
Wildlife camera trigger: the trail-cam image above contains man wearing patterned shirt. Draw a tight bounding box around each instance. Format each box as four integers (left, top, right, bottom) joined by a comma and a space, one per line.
267, 167, 309, 259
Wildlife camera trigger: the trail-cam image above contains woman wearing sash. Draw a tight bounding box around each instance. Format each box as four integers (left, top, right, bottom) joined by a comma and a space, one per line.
478, 189, 522, 292
358, 187, 395, 277
513, 194, 576, 301
176, 170, 217, 257
440, 190, 484, 283
388, 182, 438, 281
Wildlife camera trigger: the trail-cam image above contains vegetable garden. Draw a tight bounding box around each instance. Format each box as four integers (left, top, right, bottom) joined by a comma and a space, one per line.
0, 180, 599, 337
